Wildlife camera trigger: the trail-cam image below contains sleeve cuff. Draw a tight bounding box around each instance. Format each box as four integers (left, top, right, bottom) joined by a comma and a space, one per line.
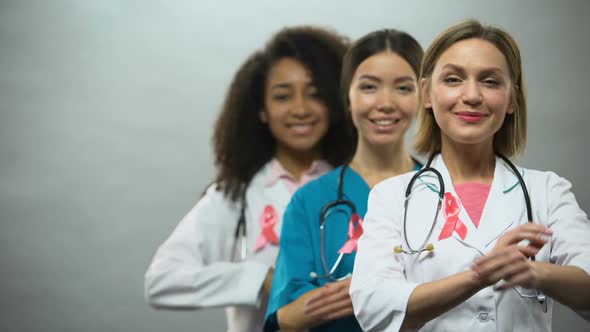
237, 261, 271, 307
263, 311, 279, 332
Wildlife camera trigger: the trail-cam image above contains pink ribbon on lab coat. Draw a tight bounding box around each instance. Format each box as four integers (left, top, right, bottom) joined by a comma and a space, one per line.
254, 205, 280, 251
338, 213, 364, 254
438, 192, 468, 240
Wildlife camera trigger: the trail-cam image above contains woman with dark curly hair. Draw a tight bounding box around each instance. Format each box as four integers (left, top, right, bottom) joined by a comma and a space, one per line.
144, 26, 353, 332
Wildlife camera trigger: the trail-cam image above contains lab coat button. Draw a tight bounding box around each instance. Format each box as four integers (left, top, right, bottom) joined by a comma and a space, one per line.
477, 312, 490, 323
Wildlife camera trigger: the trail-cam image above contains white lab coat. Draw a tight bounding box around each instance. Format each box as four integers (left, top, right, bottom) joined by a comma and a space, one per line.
145, 161, 315, 332
350, 155, 590, 332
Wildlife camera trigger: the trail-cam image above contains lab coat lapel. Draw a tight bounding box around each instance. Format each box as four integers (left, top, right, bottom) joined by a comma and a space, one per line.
472, 157, 526, 250
428, 156, 479, 250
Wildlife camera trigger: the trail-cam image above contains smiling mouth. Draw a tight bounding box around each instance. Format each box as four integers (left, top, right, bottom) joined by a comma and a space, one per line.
370, 119, 400, 126
288, 122, 315, 129
455, 112, 487, 123
287, 122, 315, 135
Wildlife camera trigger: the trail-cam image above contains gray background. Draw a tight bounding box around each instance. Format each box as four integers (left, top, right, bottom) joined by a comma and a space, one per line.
1, 0, 588, 331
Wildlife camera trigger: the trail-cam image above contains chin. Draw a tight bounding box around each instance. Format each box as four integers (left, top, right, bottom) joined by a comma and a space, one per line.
286, 139, 323, 152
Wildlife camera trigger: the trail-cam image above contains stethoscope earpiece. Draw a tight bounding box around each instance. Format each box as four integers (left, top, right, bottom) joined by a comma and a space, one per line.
394, 243, 434, 254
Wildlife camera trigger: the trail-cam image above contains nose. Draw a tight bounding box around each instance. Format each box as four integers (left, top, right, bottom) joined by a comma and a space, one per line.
461, 80, 483, 106
376, 89, 395, 113
291, 93, 312, 118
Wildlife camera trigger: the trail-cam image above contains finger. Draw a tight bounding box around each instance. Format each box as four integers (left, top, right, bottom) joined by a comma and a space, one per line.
525, 233, 551, 249
473, 249, 526, 284
495, 270, 534, 291
512, 224, 552, 234
486, 258, 532, 287
517, 245, 540, 258
473, 245, 519, 266
306, 279, 349, 306
325, 303, 354, 320
497, 225, 552, 246
304, 285, 339, 307
490, 258, 530, 284
304, 288, 350, 315
504, 231, 550, 247
306, 295, 352, 318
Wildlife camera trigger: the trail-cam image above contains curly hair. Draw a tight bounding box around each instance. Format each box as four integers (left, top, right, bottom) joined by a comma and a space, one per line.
212, 26, 353, 202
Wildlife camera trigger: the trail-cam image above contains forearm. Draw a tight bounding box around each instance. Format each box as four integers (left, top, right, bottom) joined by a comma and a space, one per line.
145, 259, 269, 309
535, 262, 590, 310
402, 271, 482, 329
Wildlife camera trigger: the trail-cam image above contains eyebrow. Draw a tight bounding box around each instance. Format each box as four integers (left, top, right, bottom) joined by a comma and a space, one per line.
358, 74, 416, 84
269, 81, 315, 91
441, 63, 505, 75
270, 83, 293, 91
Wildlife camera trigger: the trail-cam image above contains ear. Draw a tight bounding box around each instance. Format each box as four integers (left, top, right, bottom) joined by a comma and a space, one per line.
259, 110, 268, 123
506, 103, 515, 115
506, 93, 515, 115
420, 78, 432, 109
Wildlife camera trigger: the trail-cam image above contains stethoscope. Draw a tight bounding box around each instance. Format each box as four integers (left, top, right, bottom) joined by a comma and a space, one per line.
309, 166, 356, 282
231, 185, 248, 262
394, 153, 547, 312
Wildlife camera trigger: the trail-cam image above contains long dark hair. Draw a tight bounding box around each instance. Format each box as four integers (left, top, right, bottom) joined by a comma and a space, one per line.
212, 26, 354, 202
340, 29, 424, 151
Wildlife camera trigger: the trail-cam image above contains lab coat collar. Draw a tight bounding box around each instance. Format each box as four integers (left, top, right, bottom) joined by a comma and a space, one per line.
264, 158, 332, 189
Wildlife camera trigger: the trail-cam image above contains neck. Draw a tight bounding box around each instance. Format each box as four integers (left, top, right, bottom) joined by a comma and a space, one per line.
440, 139, 495, 185
349, 138, 414, 188
275, 146, 320, 181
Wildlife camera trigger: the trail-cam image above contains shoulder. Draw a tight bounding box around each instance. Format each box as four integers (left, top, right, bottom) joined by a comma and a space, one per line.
521, 167, 571, 191
372, 170, 417, 195
196, 183, 241, 213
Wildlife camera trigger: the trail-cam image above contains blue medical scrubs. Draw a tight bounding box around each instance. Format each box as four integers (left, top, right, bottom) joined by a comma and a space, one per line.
264, 164, 421, 332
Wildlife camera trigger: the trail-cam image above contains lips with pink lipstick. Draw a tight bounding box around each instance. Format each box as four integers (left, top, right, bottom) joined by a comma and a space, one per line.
287, 121, 317, 135
455, 111, 488, 123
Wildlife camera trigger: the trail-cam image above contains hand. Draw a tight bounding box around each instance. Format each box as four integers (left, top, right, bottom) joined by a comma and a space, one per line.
470, 224, 552, 290
262, 267, 274, 296
302, 278, 354, 322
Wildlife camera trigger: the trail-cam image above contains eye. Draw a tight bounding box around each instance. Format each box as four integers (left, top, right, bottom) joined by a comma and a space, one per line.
442, 76, 462, 85
272, 93, 290, 102
359, 82, 377, 92
397, 85, 415, 94
482, 78, 501, 87
306, 86, 321, 99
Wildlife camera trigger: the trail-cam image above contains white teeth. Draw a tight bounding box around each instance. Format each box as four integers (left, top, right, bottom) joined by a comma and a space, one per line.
374, 120, 393, 126
291, 124, 312, 129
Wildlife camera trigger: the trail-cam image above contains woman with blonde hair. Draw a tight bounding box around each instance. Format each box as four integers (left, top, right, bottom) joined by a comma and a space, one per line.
350, 20, 590, 331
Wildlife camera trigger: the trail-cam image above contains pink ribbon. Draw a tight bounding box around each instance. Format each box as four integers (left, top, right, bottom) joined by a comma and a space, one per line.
438, 192, 468, 241
338, 213, 364, 254
254, 205, 280, 251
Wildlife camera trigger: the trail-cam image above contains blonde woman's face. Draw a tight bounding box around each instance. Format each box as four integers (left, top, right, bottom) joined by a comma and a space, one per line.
422, 38, 513, 149
261, 58, 330, 156
348, 51, 418, 148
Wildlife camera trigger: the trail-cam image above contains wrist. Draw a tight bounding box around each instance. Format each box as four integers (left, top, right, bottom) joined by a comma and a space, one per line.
465, 268, 487, 290
277, 307, 302, 331
532, 261, 551, 289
